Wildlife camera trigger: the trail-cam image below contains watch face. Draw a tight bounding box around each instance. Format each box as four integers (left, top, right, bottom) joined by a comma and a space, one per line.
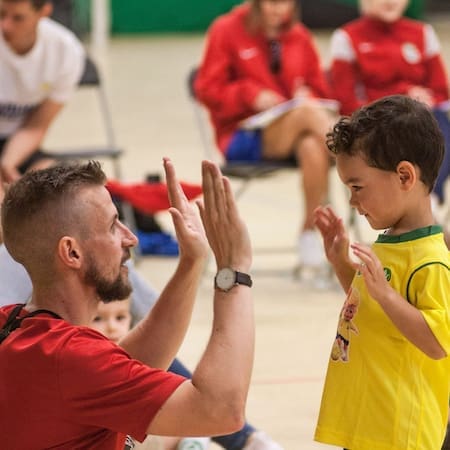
215, 268, 236, 290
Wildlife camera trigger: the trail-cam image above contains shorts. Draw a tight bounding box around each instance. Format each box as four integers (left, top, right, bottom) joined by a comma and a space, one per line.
225, 129, 263, 162
0, 138, 48, 174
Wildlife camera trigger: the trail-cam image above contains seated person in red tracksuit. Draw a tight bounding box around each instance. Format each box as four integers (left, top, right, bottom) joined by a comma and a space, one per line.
195, 0, 338, 271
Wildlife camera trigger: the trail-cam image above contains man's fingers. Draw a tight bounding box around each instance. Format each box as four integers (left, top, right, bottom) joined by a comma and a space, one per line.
202, 160, 225, 216
164, 157, 188, 210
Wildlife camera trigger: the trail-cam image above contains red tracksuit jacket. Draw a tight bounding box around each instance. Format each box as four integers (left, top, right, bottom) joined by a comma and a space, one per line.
330, 16, 449, 115
195, 3, 331, 153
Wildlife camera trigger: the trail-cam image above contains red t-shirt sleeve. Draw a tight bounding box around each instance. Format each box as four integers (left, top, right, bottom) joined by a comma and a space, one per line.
56, 329, 187, 442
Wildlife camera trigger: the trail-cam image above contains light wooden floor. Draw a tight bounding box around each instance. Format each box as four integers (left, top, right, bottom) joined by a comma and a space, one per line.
43, 16, 450, 449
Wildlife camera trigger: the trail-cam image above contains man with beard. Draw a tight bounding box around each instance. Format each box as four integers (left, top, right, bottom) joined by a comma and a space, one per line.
0, 158, 254, 450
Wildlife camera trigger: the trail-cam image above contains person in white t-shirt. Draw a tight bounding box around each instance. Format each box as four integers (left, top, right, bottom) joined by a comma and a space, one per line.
0, 0, 84, 201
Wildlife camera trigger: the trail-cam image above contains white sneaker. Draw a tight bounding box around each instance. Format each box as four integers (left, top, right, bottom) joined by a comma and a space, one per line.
243, 431, 284, 450
177, 437, 210, 450
298, 229, 326, 268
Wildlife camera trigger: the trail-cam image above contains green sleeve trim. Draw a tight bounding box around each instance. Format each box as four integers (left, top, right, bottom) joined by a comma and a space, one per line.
406, 261, 450, 304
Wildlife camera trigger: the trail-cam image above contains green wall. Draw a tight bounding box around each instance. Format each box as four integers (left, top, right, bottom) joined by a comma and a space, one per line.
107, 0, 423, 34
110, 0, 241, 33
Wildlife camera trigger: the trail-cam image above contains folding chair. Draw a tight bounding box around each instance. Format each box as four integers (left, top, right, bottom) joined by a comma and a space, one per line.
43, 54, 123, 180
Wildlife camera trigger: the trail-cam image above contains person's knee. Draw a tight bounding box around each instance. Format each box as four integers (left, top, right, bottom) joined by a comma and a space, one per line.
297, 135, 329, 164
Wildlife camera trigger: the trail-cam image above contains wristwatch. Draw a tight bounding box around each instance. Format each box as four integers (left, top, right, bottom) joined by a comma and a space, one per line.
214, 268, 253, 292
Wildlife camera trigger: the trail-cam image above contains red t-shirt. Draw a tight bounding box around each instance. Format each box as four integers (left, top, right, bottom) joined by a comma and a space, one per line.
0, 304, 186, 449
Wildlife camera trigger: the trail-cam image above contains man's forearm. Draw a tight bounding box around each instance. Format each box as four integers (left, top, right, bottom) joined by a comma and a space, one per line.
190, 285, 254, 416
120, 256, 205, 368
147, 284, 254, 437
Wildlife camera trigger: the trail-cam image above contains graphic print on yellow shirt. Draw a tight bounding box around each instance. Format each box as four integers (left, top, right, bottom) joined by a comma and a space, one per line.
331, 286, 360, 362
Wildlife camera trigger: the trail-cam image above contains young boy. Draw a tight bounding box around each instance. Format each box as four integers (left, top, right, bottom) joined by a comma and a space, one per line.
313, 95, 450, 449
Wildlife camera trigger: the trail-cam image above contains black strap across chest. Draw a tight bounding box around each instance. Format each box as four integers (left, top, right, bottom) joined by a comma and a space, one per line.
0, 304, 62, 344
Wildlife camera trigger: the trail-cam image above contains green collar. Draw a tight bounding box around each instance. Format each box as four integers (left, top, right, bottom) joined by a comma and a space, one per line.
376, 225, 443, 244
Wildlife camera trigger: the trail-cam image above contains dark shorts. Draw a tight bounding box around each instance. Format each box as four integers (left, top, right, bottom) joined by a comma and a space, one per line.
0, 138, 48, 174
225, 129, 263, 162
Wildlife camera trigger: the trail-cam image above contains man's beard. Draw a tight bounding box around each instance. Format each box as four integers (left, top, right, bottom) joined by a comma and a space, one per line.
84, 255, 132, 303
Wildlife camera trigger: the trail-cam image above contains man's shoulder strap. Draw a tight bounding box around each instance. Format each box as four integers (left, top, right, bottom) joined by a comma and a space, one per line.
0, 304, 62, 345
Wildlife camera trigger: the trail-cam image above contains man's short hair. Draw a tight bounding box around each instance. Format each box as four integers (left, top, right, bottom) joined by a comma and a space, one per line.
326, 95, 445, 193
1, 161, 107, 270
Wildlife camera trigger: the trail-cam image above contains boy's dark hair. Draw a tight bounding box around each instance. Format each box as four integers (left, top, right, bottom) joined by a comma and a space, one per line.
327, 95, 444, 193
1, 161, 106, 268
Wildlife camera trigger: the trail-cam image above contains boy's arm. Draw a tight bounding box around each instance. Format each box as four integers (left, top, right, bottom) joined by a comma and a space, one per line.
352, 243, 447, 359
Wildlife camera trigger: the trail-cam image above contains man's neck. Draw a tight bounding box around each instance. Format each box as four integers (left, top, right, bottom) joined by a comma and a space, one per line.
27, 285, 99, 326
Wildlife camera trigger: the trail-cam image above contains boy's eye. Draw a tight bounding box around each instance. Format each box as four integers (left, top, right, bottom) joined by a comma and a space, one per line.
351, 186, 362, 192
92, 316, 101, 322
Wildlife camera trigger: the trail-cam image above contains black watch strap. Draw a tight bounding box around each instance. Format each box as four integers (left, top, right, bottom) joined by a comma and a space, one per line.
235, 271, 252, 288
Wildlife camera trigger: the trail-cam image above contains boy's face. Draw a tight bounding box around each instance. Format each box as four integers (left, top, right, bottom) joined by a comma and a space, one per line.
91, 299, 132, 344
360, 0, 409, 23
0, 0, 51, 54
336, 152, 407, 231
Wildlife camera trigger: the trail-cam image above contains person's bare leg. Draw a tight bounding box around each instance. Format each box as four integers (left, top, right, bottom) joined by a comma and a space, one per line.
295, 134, 329, 230
262, 104, 334, 270
262, 103, 333, 158
262, 103, 333, 229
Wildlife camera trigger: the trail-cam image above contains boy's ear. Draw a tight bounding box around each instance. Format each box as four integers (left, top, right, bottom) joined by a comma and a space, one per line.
396, 161, 416, 191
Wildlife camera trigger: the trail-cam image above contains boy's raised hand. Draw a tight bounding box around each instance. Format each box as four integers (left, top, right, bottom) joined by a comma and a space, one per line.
314, 205, 350, 267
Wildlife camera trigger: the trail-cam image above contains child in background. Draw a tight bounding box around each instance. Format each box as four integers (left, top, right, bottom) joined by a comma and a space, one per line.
91, 298, 211, 450
314, 95, 450, 449
91, 299, 282, 450
329, 0, 450, 210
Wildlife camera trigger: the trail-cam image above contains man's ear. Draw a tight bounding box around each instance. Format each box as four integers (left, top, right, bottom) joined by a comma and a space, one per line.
58, 237, 82, 268
397, 161, 416, 191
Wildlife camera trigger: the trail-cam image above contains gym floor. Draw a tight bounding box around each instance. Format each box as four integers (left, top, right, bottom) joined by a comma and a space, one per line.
44, 16, 450, 449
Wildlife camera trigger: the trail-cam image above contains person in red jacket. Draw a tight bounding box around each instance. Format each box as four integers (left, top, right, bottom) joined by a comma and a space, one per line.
195, 0, 337, 270
329, 0, 450, 208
